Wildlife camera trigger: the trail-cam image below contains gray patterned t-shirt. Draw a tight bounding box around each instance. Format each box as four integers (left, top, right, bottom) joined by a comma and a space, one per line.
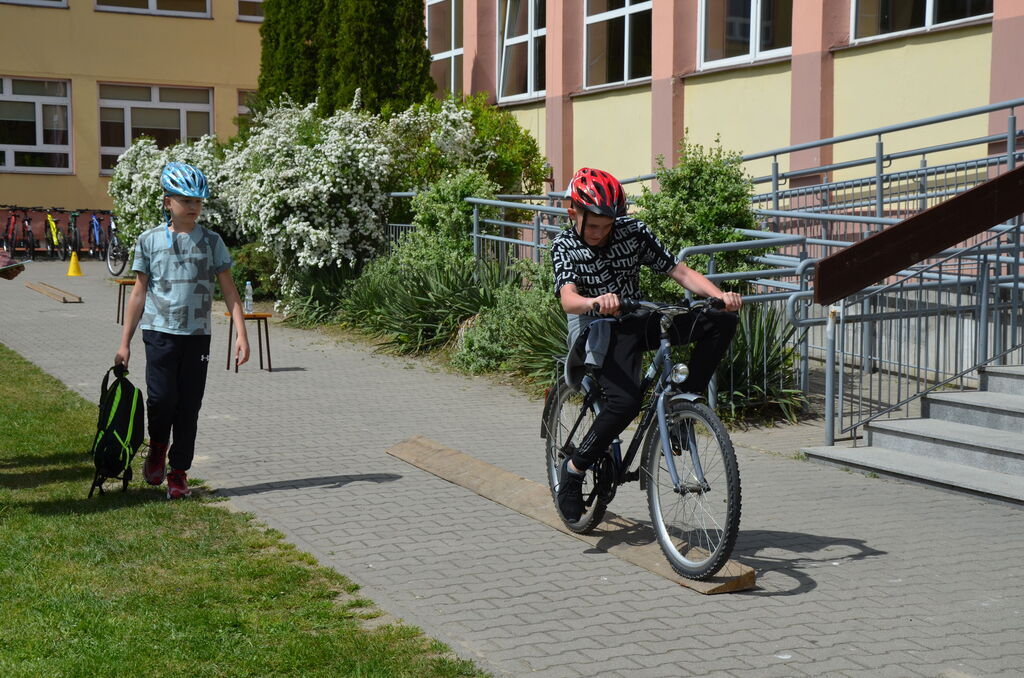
133, 224, 232, 336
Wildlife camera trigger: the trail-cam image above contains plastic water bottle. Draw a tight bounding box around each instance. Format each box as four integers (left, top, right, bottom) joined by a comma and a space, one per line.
244, 281, 254, 314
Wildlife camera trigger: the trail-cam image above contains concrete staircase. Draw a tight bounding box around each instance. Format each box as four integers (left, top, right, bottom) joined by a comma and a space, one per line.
802, 365, 1024, 504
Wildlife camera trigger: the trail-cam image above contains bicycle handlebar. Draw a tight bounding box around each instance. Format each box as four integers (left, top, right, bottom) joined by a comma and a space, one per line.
591, 297, 727, 316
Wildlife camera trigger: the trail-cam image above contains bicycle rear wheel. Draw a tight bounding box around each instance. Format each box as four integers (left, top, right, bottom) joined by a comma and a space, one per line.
643, 399, 740, 580
106, 234, 127, 276
57, 229, 68, 261
544, 378, 609, 533
24, 230, 36, 261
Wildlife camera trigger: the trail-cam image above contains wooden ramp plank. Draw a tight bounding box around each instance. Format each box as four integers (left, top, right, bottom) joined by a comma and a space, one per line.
387, 435, 756, 595
24, 281, 82, 303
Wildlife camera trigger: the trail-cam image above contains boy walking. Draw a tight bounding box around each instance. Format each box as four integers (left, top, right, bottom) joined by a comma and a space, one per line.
115, 162, 250, 499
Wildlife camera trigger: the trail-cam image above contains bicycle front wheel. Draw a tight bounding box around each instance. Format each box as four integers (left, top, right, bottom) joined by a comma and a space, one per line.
57, 229, 68, 261
106, 235, 127, 276
544, 377, 608, 534
643, 399, 740, 580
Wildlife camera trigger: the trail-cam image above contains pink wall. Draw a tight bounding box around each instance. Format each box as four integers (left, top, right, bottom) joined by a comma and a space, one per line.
462, 0, 497, 103
988, 0, 1024, 139
544, 0, 584, 190
650, 0, 698, 170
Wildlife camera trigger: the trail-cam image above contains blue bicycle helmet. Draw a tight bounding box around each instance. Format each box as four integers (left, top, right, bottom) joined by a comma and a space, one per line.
161, 162, 209, 199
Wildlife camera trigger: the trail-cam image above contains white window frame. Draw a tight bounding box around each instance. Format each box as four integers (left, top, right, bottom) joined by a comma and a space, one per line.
94, 0, 211, 19
497, 0, 547, 103
0, 76, 73, 175
98, 83, 213, 175
427, 0, 464, 95
237, 0, 263, 22
850, 0, 993, 45
698, 0, 793, 71
583, 0, 653, 90
1, 0, 68, 7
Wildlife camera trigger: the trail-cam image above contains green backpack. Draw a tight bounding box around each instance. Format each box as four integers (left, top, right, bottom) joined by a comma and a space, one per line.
88, 365, 145, 497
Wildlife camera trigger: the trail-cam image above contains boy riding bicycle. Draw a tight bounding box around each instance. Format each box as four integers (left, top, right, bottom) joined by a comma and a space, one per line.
551, 167, 742, 521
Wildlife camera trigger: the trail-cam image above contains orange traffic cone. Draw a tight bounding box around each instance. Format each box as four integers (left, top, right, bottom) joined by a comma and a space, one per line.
67, 251, 83, 277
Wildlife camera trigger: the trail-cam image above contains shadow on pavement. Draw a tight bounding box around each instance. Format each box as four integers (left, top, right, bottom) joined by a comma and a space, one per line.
215, 472, 401, 497
732, 529, 886, 596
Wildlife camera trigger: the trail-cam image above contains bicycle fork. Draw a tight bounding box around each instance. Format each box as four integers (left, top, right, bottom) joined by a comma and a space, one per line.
656, 391, 710, 495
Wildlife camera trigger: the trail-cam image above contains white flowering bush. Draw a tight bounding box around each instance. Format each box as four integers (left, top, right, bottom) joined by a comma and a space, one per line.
107, 135, 235, 246
219, 100, 395, 302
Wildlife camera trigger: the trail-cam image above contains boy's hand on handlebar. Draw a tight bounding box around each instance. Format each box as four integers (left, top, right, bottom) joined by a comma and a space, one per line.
719, 291, 743, 312
591, 293, 621, 316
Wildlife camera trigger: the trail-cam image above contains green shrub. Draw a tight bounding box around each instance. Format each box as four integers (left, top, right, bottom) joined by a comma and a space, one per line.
452, 257, 566, 385
715, 304, 808, 423
410, 168, 498, 245
230, 243, 278, 301
635, 136, 761, 301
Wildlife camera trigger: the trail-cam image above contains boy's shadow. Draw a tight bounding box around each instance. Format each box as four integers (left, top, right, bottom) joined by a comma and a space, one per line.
214, 473, 401, 497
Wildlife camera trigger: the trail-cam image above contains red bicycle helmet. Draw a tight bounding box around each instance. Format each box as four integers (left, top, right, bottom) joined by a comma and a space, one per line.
566, 167, 627, 218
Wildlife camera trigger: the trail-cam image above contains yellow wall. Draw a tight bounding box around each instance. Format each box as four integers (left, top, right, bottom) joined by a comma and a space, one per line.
572, 87, 652, 184
506, 101, 546, 170
833, 25, 992, 179
0, 0, 260, 210
683, 61, 792, 181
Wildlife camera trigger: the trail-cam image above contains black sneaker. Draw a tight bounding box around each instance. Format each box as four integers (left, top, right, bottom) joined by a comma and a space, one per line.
557, 458, 586, 521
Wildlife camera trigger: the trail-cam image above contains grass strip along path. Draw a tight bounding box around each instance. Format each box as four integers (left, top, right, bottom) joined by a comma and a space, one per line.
0, 343, 486, 678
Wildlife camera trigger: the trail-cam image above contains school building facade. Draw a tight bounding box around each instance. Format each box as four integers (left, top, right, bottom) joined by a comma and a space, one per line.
0, 0, 262, 211
426, 0, 1024, 190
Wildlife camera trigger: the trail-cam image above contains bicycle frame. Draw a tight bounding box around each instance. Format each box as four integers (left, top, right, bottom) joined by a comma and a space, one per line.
569, 304, 714, 495
89, 213, 102, 244
45, 211, 60, 245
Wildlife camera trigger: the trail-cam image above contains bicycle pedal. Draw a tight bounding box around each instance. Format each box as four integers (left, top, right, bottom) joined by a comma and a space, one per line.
622, 470, 639, 483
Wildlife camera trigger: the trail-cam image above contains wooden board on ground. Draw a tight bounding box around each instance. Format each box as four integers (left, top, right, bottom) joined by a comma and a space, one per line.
386, 435, 756, 595
24, 281, 82, 303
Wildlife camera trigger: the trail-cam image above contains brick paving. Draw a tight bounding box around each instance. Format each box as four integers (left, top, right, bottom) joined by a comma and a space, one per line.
2, 259, 1022, 678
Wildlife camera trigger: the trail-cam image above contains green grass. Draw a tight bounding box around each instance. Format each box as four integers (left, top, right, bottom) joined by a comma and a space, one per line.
0, 343, 486, 678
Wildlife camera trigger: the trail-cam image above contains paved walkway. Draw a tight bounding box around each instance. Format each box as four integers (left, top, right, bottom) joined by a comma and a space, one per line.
2, 259, 1022, 678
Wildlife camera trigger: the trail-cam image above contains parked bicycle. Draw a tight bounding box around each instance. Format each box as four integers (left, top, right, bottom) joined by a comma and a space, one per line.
65, 209, 83, 259
541, 297, 741, 580
105, 214, 128, 276
1, 206, 17, 255
3, 207, 39, 260
43, 207, 68, 261
87, 211, 107, 260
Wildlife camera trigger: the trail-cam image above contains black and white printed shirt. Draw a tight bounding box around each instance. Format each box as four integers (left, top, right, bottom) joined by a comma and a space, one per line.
551, 217, 677, 346
551, 216, 676, 300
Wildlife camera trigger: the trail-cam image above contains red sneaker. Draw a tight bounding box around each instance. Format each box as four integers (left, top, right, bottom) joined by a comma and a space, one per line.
166, 469, 192, 500
142, 442, 168, 485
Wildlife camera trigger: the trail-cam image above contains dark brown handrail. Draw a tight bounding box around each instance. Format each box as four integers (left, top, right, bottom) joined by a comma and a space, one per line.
814, 164, 1024, 305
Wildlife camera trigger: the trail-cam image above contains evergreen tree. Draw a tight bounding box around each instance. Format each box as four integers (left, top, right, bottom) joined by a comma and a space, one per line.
257, 0, 324, 106
322, 0, 435, 115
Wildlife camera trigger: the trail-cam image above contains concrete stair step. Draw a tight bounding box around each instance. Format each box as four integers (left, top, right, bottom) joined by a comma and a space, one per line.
980, 365, 1024, 395
923, 390, 1024, 431
801, 445, 1024, 505
867, 418, 1024, 474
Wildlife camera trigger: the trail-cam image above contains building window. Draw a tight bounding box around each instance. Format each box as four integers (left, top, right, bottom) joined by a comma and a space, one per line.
498, 0, 546, 101
854, 0, 992, 40
585, 0, 652, 88
98, 83, 212, 173
238, 0, 262, 21
0, 76, 71, 173
701, 0, 792, 68
237, 90, 256, 128
95, 0, 210, 18
427, 0, 464, 97
1, 1, 68, 7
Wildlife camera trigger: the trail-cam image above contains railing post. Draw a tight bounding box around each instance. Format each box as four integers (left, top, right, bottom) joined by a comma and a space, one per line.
533, 211, 541, 264
770, 157, 780, 232
472, 204, 480, 262
824, 304, 839, 446
918, 156, 928, 213
977, 260, 990, 366
874, 135, 884, 222
706, 257, 718, 408
799, 252, 809, 393
1009, 110, 1018, 172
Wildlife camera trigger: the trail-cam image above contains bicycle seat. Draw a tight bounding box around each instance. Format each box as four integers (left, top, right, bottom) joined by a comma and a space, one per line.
564, 319, 614, 392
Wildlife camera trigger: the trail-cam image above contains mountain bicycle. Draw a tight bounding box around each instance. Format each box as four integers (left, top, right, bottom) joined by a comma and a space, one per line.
4, 207, 38, 260
106, 215, 128, 276
43, 208, 68, 261
541, 297, 741, 580
65, 209, 83, 259
1, 206, 16, 255
87, 211, 107, 260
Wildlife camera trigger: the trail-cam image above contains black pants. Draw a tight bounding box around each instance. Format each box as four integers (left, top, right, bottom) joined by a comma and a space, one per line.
143, 330, 212, 471
570, 310, 738, 472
